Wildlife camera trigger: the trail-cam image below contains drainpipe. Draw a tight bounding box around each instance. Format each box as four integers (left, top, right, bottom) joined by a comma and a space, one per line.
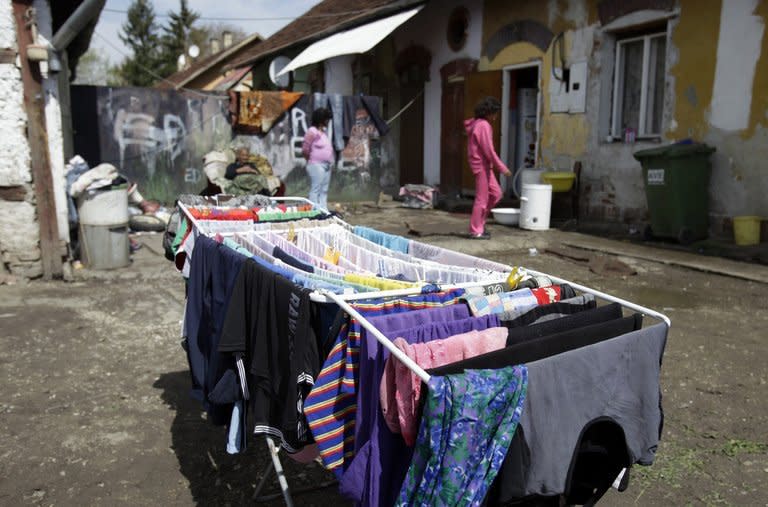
51, 0, 105, 167
51, 0, 106, 51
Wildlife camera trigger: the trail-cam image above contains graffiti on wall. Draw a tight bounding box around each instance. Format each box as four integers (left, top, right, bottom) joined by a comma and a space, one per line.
72, 85, 231, 203
72, 86, 394, 203
234, 95, 391, 201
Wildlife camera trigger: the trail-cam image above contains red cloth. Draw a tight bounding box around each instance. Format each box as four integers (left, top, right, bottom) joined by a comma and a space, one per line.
188, 207, 255, 221
380, 327, 509, 445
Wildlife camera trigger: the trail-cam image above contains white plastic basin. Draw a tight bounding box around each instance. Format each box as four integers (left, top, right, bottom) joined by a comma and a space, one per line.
491, 208, 520, 226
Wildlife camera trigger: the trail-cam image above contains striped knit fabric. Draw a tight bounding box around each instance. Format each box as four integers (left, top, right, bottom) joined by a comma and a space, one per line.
304, 289, 466, 475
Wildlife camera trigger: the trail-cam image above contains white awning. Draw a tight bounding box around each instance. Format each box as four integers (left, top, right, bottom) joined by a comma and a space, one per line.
277, 6, 424, 77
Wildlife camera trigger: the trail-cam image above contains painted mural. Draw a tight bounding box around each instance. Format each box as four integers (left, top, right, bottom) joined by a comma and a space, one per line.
234, 96, 392, 203
71, 86, 392, 205
71, 85, 231, 203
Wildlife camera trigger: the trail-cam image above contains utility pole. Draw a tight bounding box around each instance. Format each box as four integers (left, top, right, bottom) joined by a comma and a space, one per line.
13, 1, 64, 279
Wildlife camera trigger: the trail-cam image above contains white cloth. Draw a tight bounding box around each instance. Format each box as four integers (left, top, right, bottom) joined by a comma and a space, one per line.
69, 163, 119, 197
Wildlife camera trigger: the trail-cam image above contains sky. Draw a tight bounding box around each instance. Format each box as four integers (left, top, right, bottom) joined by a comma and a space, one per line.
92, 0, 322, 64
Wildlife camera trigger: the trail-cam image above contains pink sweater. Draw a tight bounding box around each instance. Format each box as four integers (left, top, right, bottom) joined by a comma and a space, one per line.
379, 327, 509, 446
302, 126, 334, 164
464, 118, 509, 175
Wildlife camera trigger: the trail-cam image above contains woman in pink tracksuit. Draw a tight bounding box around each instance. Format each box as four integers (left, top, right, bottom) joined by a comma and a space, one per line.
464, 97, 512, 239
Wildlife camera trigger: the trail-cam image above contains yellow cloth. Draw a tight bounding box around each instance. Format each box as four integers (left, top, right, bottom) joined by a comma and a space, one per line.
246, 154, 274, 176
323, 247, 341, 265
343, 273, 422, 291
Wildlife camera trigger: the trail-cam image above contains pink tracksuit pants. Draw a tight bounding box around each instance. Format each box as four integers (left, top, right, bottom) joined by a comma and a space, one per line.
470, 165, 502, 235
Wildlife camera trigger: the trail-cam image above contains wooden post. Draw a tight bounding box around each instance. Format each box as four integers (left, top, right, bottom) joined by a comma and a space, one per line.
13, 1, 63, 279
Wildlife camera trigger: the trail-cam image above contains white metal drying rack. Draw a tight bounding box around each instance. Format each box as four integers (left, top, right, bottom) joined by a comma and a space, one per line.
176, 196, 671, 505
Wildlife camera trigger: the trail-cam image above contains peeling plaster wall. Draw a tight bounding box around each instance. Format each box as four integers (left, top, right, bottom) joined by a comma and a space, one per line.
709, 0, 764, 132
394, 0, 484, 186
0, 0, 42, 278
668, 0, 768, 228
480, 0, 768, 232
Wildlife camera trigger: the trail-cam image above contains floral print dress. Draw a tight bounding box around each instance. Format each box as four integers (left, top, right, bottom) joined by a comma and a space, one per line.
397, 366, 528, 506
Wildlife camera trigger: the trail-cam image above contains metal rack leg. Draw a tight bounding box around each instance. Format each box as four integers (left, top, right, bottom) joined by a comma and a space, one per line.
252, 437, 294, 506
267, 438, 294, 507
252, 459, 275, 501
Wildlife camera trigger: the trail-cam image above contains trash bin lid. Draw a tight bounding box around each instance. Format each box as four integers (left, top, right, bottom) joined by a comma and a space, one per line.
634, 143, 715, 161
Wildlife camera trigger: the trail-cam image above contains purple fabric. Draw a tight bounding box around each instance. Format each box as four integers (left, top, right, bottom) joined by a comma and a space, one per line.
338, 304, 501, 507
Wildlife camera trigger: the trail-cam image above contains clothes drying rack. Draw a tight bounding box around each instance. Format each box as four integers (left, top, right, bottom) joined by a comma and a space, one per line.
176, 196, 670, 506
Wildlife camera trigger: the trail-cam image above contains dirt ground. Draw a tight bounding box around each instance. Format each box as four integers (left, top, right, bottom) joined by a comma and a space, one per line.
1, 206, 766, 506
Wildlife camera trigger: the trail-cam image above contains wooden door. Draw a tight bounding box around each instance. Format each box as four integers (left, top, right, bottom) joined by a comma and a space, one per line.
462, 71, 503, 191
399, 84, 425, 185
440, 79, 465, 195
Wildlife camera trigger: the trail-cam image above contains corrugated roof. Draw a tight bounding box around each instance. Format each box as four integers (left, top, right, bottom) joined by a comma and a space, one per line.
228, 0, 425, 69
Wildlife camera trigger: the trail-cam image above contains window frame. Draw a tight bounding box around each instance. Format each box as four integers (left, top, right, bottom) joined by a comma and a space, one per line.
611, 31, 667, 139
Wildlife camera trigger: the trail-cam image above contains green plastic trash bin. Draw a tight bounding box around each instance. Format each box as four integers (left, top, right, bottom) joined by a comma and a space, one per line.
633, 143, 715, 244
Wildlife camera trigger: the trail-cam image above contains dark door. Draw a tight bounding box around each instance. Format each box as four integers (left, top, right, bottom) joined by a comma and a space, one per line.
463, 70, 503, 191
440, 78, 465, 195
399, 83, 424, 185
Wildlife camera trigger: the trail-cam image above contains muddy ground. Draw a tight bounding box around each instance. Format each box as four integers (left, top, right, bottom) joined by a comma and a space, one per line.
0, 207, 766, 506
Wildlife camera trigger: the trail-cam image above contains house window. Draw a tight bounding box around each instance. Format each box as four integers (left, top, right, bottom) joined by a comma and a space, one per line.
611, 32, 666, 139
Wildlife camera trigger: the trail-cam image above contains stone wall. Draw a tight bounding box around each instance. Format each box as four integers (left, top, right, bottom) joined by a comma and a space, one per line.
0, 0, 42, 279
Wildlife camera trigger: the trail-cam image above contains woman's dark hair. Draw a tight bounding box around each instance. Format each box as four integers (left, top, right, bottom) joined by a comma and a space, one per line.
311, 107, 333, 127
474, 96, 501, 119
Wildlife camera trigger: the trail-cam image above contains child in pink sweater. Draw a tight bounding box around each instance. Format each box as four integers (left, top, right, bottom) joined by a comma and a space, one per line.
464, 97, 512, 239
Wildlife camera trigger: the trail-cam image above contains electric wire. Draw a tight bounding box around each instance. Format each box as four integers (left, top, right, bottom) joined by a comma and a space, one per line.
101, 7, 375, 22
92, 30, 215, 97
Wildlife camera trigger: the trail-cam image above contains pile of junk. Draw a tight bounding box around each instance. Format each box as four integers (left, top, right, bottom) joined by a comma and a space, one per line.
199, 149, 285, 197
64, 148, 285, 270
65, 155, 171, 270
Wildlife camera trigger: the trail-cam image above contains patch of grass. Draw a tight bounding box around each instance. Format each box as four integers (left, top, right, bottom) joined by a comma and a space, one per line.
142, 170, 179, 206
633, 443, 706, 490
720, 439, 768, 457
698, 490, 730, 505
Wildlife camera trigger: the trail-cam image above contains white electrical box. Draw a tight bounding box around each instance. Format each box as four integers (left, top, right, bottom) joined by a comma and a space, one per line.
568, 61, 587, 113
548, 62, 588, 114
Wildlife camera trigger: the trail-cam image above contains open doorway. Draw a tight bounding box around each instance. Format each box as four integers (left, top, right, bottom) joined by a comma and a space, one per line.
500, 62, 541, 197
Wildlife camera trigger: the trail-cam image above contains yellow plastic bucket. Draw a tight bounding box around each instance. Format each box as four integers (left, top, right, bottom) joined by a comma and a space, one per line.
733, 216, 761, 246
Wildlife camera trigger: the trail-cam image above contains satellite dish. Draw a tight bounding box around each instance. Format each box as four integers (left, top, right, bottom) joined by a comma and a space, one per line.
188, 44, 200, 58
269, 56, 292, 87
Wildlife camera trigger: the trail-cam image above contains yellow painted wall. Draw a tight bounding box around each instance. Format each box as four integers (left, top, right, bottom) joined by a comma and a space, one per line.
537, 30, 590, 161
667, 0, 767, 140
480, 0, 768, 222
666, 0, 721, 140
479, 3, 594, 164
747, 0, 768, 138
484, 0, 767, 146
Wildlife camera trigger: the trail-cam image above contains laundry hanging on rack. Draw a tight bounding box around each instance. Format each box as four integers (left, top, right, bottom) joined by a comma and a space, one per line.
304, 289, 468, 474
175, 198, 514, 456
462, 285, 572, 317
429, 314, 655, 504
381, 327, 509, 446
173, 196, 670, 507
218, 255, 319, 452
397, 366, 528, 507
339, 307, 502, 507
